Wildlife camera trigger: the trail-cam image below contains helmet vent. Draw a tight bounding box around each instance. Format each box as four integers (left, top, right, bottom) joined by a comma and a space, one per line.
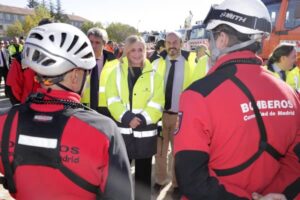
25, 23, 96, 76
67, 35, 79, 52
29, 33, 43, 40
49, 35, 54, 42
32, 50, 46, 63
32, 50, 40, 61
74, 42, 88, 55
60, 32, 67, 47
82, 52, 93, 59
26, 47, 30, 57
42, 59, 56, 66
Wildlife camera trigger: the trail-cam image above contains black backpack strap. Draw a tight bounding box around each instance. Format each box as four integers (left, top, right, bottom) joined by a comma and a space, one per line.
212, 62, 283, 176
58, 109, 102, 198
58, 164, 101, 197
230, 75, 268, 141
1, 105, 20, 193
1, 106, 102, 197
214, 74, 283, 176
188, 58, 284, 176
230, 69, 284, 161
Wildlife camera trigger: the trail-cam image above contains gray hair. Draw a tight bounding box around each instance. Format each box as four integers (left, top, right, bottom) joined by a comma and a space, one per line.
87, 27, 108, 44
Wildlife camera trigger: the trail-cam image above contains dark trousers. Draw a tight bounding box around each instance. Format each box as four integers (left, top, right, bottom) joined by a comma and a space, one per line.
130, 157, 152, 200
0, 67, 8, 84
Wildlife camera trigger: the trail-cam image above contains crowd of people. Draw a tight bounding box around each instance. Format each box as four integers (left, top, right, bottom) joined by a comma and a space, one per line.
0, 0, 299, 200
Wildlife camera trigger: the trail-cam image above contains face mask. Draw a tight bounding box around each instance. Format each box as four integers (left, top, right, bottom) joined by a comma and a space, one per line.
207, 30, 221, 66
208, 30, 261, 66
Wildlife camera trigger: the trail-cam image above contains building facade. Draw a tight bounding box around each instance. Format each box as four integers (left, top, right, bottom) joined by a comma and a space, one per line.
0, 4, 90, 38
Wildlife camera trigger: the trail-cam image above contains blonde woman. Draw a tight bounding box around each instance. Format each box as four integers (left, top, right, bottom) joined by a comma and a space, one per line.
106, 35, 164, 200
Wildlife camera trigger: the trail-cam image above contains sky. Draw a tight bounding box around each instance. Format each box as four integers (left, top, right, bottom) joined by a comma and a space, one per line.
1, 0, 223, 31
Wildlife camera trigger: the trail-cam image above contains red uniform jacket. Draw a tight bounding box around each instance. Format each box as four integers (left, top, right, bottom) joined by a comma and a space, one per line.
0, 88, 133, 200
174, 51, 300, 200
6, 59, 40, 103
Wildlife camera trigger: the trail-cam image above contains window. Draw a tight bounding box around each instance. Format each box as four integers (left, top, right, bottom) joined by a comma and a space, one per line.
13, 14, 18, 21
265, 2, 280, 25
0, 13, 3, 20
190, 27, 207, 40
271, 11, 276, 22
285, 0, 300, 29
5, 13, 11, 21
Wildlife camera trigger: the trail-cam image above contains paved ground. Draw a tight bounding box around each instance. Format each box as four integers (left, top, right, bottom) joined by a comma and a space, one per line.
0, 82, 175, 200
0, 83, 11, 109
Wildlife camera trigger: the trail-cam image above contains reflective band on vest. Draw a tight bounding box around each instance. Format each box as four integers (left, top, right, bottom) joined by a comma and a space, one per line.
118, 127, 157, 138
116, 63, 155, 111
99, 86, 105, 93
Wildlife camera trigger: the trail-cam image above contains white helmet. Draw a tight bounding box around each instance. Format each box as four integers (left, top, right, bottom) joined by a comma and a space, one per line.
204, 0, 271, 36
22, 23, 96, 76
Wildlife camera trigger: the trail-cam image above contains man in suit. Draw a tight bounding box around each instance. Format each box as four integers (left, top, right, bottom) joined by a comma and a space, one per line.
81, 28, 118, 117
0, 40, 10, 95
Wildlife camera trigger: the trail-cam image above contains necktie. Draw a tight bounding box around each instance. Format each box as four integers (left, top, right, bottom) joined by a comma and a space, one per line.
279, 70, 286, 82
165, 60, 177, 110
0, 50, 7, 69
90, 64, 99, 110
0, 51, 3, 67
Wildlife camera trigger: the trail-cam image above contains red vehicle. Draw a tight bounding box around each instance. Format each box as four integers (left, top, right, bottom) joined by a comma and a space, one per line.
261, 0, 300, 65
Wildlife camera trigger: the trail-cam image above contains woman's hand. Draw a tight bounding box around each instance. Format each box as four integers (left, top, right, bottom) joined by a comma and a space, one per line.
129, 117, 141, 129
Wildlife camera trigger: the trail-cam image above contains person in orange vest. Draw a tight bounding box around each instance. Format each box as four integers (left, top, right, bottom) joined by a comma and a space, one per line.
105, 40, 115, 53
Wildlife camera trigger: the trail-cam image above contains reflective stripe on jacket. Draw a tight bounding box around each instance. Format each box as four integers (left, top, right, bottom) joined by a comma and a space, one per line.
106, 59, 164, 127
106, 58, 164, 158
81, 51, 118, 108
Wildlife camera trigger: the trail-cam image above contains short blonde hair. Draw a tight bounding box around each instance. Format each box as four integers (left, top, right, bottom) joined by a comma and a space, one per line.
123, 35, 146, 65
124, 35, 146, 55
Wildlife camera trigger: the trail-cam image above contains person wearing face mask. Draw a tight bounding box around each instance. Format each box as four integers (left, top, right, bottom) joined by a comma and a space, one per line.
266, 43, 300, 91
174, 0, 300, 199
106, 35, 164, 200
0, 23, 133, 200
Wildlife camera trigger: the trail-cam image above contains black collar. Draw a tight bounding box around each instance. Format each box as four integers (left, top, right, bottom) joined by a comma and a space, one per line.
159, 50, 190, 61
